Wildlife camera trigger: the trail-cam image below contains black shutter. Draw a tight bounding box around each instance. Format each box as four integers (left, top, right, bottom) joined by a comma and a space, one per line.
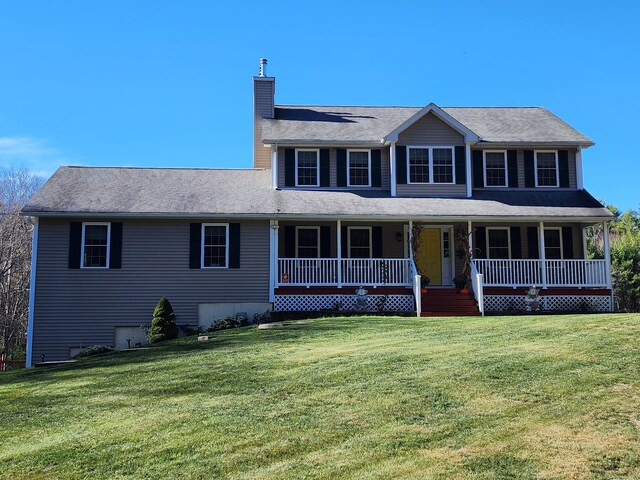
341, 226, 348, 257
228, 223, 240, 268
68, 222, 82, 269
507, 150, 518, 188
372, 226, 383, 258
510, 226, 521, 259
284, 149, 295, 187
524, 150, 535, 188
337, 149, 347, 187
189, 223, 202, 269
527, 226, 539, 259
320, 226, 331, 258
475, 227, 486, 259
472, 150, 483, 188
562, 226, 574, 259
320, 149, 330, 187
558, 150, 570, 188
455, 146, 466, 185
371, 149, 382, 187
284, 226, 295, 258
110, 222, 123, 269
396, 145, 407, 184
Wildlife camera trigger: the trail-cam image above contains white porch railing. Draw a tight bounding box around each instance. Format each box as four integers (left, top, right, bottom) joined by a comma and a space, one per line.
473, 259, 608, 287
277, 258, 412, 287
471, 261, 484, 316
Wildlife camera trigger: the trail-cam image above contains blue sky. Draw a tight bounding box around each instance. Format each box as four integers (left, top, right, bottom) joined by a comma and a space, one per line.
0, 1, 638, 210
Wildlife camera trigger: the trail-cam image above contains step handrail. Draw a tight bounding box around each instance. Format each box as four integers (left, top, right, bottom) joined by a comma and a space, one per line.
471, 260, 484, 316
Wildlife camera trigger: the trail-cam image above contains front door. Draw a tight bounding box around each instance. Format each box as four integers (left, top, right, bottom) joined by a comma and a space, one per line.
416, 228, 442, 285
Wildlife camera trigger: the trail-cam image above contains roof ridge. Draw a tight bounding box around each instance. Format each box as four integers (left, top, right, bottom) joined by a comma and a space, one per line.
274, 104, 546, 109
63, 166, 268, 171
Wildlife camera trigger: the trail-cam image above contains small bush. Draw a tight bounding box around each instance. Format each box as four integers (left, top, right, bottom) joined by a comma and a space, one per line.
253, 311, 272, 324
207, 314, 253, 332
75, 345, 115, 358
148, 296, 179, 343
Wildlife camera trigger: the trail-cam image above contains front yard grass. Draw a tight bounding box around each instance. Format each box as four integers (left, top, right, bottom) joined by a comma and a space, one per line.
1, 314, 639, 479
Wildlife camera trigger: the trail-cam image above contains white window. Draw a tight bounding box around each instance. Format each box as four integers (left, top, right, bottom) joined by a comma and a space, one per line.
486, 227, 511, 259
295, 149, 320, 187
483, 151, 508, 187
407, 146, 455, 184
535, 151, 559, 187
296, 227, 320, 258
202, 223, 228, 268
544, 228, 563, 259
348, 227, 372, 258
347, 150, 371, 187
81, 222, 110, 268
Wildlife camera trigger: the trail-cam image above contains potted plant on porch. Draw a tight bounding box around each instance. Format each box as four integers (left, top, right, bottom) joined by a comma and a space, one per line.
420, 275, 430, 295
453, 274, 471, 294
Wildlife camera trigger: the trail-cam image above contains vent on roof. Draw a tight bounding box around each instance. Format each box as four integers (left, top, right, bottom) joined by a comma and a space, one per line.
259, 58, 268, 77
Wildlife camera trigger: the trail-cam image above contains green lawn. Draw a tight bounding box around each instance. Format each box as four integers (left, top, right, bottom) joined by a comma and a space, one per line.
1, 314, 639, 479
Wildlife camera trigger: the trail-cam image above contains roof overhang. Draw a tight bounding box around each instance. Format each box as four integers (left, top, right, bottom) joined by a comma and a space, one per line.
383, 103, 480, 143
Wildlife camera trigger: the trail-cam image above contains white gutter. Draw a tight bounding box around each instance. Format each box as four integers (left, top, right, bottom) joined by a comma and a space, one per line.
26, 217, 39, 368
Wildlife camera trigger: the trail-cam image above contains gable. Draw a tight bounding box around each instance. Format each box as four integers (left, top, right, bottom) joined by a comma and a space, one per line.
397, 112, 465, 146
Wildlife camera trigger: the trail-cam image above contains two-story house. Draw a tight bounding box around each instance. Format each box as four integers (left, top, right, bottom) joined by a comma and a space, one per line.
22, 59, 614, 365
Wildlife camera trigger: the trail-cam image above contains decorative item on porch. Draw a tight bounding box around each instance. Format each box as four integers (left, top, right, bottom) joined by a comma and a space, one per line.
281, 272, 289, 283
453, 224, 473, 293
524, 286, 542, 312
355, 286, 368, 310
421, 275, 430, 295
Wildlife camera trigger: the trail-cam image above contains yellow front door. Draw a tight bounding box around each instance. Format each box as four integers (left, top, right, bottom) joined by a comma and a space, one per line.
416, 228, 442, 285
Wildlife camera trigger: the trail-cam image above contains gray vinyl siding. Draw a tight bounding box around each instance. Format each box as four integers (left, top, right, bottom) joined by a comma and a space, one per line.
32, 218, 270, 361
396, 184, 467, 197
397, 112, 465, 146
253, 79, 274, 169
277, 147, 390, 190
278, 221, 406, 258
474, 148, 578, 190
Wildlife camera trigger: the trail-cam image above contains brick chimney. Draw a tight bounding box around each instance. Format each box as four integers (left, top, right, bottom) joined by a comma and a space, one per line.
253, 58, 275, 168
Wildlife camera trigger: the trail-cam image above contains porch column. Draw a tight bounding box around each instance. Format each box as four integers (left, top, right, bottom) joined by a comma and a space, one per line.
390, 142, 397, 197
337, 219, 342, 288
582, 225, 588, 259
467, 221, 473, 258
408, 220, 413, 258
269, 220, 278, 302
465, 142, 472, 198
539, 221, 547, 288
603, 221, 612, 289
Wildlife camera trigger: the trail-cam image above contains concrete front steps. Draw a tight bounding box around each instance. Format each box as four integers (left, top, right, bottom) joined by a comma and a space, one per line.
421, 288, 480, 317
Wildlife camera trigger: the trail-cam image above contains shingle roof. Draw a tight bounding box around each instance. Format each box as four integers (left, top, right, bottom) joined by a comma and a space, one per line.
262, 105, 594, 146
23, 166, 612, 221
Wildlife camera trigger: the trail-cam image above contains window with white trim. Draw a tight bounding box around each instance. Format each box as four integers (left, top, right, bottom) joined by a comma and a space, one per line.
535, 151, 559, 187
544, 228, 563, 259
202, 223, 228, 268
296, 149, 319, 187
347, 150, 370, 187
82, 223, 110, 268
296, 227, 320, 258
487, 228, 510, 259
484, 151, 507, 187
408, 146, 454, 184
348, 227, 371, 258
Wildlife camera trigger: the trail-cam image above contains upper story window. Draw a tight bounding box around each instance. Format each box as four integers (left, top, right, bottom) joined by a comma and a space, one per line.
202, 223, 228, 268
535, 151, 559, 187
82, 222, 110, 268
484, 151, 508, 187
296, 226, 320, 258
408, 146, 454, 184
544, 228, 563, 259
348, 227, 372, 258
347, 150, 371, 187
295, 149, 319, 187
486, 227, 511, 259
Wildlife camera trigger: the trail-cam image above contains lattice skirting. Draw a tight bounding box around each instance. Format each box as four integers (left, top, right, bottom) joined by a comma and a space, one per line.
484, 295, 612, 313
274, 295, 415, 312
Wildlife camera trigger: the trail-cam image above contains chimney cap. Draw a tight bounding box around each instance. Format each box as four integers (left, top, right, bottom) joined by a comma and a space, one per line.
259, 58, 268, 77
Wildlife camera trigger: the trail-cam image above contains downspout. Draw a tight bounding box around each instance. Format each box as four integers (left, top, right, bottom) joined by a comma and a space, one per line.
26, 217, 39, 368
